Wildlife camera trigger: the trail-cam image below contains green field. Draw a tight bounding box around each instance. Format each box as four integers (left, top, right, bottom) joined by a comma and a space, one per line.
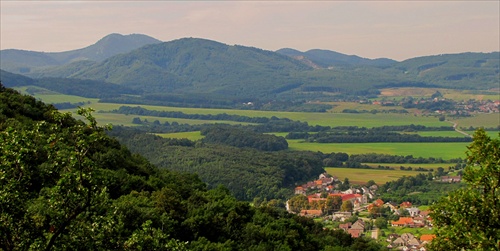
156, 131, 204, 141
288, 140, 469, 159
325, 167, 430, 185
452, 113, 500, 129
72, 102, 449, 127
89, 112, 256, 127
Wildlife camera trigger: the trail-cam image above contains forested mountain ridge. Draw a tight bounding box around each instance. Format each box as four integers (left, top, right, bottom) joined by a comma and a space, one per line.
1, 34, 498, 108
276, 48, 397, 68
0, 83, 385, 250
0, 33, 161, 74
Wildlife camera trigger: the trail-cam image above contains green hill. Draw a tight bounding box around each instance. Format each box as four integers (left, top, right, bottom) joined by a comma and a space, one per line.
276, 48, 397, 68
2, 35, 498, 108
0, 33, 161, 75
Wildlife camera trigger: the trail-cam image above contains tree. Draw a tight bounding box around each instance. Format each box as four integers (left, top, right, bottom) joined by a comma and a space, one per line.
0, 108, 114, 250
374, 217, 388, 229
429, 129, 500, 250
287, 195, 309, 214
341, 200, 353, 212
324, 196, 342, 214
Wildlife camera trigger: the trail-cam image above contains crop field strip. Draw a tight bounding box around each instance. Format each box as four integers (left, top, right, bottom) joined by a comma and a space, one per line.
287, 140, 469, 159
324, 167, 431, 184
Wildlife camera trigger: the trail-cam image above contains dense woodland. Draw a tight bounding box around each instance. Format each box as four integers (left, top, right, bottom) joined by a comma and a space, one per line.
0, 83, 390, 250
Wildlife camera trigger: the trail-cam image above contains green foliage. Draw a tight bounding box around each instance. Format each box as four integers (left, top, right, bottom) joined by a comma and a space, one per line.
429, 129, 500, 250
0, 84, 386, 250
110, 128, 324, 201
201, 125, 288, 151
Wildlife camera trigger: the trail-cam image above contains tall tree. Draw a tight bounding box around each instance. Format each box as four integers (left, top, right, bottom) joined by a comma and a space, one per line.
341, 200, 354, 212
429, 129, 499, 250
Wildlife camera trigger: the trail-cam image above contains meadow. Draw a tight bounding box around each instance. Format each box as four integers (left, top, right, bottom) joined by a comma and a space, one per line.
287, 140, 469, 159
158, 131, 469, 160
21, 91, 497, 161
324, 167, 430, 185
379, 87, 499, 101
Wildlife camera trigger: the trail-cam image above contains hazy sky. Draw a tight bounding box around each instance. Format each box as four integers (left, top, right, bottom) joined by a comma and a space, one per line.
1, 1, 499, 61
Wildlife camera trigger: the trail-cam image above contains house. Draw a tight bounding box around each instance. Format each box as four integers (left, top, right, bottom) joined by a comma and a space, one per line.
391, 217, 414, 227
339, 222, 352, 231
401, 233, 415, 242
294, 186, 306, 195
406, 207, 420, 217
300, 209, 323, 217
385, 201, 399, 212
440, 176, 461, 183
419, 234, 436, 242
392, 237, 405, 246
348, 229, 363, 238
373, 199, 384, 207
400, 201, 412, 208
351, 219, 365, 231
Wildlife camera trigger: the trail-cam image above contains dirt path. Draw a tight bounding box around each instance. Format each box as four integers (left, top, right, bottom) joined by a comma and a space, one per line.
448, 121, 472, 138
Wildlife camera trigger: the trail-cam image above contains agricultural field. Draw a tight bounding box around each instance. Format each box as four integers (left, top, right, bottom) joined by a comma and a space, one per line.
90, 112, 255, 126
379, 87, 499, 101
451, 113, 500, 129
156, 131, 204, 141
20, 91, 497, 161
157, 132, 470, 160
324, 167, 430, 185
13, 87, 99, 104
288, 140, 469, 160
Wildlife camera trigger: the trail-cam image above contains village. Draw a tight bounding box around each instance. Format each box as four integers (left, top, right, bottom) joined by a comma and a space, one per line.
286, 173, 438, 251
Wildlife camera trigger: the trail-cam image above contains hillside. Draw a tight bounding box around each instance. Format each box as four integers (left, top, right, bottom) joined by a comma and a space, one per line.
386, 52, 500, 90
36, 38, 312, 101
2, 35, 498, 108
0, 33, 161, 75
0, 83, 385, 250
276, 48, 397, 68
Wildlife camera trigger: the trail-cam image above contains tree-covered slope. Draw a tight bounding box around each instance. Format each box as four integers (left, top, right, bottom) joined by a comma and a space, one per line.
108, 127, 325, 201
53, 38, 311, 98
0, 33, 161, 75
276, 48, 397, 68
1, 83, 384, 250
388, 52, 500, 90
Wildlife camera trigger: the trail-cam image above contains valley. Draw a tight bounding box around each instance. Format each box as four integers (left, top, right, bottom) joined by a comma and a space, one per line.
1, 33, 499, 250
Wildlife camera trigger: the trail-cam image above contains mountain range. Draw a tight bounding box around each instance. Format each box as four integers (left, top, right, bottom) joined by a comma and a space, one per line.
1, 33, 498, 107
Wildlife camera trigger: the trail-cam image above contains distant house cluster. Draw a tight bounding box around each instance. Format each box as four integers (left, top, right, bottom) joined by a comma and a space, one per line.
386, 233, 436, 251
291, 173, 377, 216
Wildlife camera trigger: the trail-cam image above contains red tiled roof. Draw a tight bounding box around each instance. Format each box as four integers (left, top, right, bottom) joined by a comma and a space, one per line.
420, 234, 436, 242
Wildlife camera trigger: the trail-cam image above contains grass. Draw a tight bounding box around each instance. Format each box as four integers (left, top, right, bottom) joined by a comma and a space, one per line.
81, 102, 448, 127
451, 113, 500, 129
88, 112, 256, 127
324, 167, 430, 185
379, 87, 499, 101
288, 141, 468, 159
156, 131, 204, 141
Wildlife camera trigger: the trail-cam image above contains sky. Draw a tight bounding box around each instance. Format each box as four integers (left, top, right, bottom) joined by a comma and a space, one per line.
1, 1, 499, 61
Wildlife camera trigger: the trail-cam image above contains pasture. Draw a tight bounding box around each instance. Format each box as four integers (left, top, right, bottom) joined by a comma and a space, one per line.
90, 112, 255, 126
324, 167, 430, 185
156, 131, 204, 141
288, 140, 469, 160
379, 87, 499, 101
451, 113, 500, 129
